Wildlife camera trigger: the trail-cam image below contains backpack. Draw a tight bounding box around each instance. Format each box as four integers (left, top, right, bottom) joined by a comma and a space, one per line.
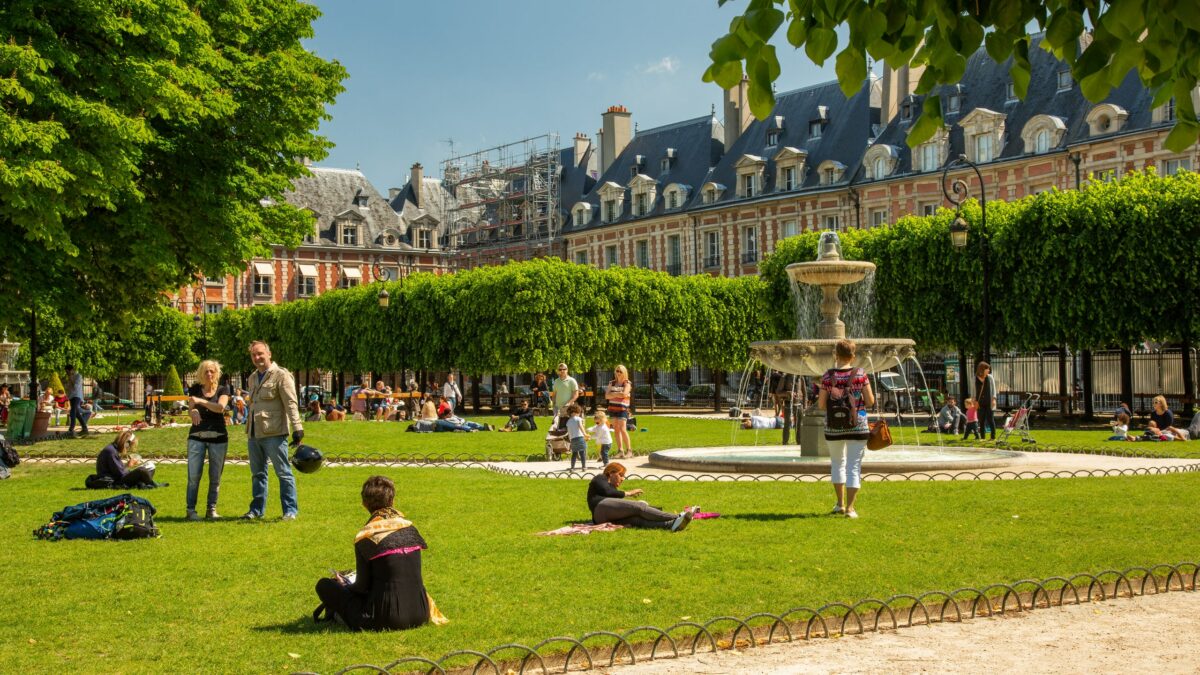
34, 494, 160, 541
825, 368, 864, 431
0, 437, 19, 468
626, 416, 637, 431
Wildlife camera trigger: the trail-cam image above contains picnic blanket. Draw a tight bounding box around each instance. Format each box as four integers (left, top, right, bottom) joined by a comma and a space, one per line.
536, 522, 624, 536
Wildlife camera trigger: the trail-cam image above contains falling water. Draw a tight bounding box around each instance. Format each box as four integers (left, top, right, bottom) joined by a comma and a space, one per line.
790, 269, 877, 339
789, 277, 821, 339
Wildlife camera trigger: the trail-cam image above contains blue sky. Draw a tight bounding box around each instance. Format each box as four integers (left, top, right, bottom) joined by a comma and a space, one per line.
306, 1, 838, 190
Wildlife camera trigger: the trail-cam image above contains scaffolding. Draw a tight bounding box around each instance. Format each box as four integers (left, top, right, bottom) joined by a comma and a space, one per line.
440, 133, 561, 267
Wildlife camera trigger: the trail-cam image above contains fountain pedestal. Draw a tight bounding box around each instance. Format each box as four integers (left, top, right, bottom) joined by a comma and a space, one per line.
800, 407, 828, 457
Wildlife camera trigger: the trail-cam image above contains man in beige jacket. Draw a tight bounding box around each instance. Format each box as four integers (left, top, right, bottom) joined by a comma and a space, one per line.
243, 340, 304, 520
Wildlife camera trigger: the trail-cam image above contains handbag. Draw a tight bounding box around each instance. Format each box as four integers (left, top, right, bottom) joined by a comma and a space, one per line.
867, 419, 893, 450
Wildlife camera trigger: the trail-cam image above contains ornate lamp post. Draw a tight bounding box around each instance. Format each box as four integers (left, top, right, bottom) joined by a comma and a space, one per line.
177, 289, 207, 358
370, 260, 390, 308
942, 153, 990, 363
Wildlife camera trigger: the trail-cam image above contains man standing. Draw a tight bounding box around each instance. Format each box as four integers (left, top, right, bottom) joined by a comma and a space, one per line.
442, 373, 462, 412
551, 363, 580, 423
64, 364, 88, 436
243, 340, 304, 521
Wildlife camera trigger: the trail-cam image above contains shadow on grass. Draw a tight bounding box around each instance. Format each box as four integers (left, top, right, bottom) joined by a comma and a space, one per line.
251, 615, 336, 635
723, 511, 833, 521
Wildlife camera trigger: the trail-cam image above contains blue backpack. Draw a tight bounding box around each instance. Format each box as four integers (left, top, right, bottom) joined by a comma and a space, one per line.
34, 494, 159, 541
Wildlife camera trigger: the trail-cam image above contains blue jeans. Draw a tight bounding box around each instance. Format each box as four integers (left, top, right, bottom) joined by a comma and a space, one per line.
68, 397, 88, 434
247, 435, 297, 517
569, 436, 588, 470
186, 439, 228, 511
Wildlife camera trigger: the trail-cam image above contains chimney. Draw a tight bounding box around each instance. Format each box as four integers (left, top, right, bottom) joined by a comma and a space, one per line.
880, 64, 925, 124
601, 105, 632, 174
409, 162, 423, 207
723, 76, 752, 152
573, 133, 590, 167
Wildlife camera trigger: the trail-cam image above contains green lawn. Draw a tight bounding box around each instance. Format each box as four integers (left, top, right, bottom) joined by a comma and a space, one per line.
17, 414, 1200, 461
2, 459, 1199, 673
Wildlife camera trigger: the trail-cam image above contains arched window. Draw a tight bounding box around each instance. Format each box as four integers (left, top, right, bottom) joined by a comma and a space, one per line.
1035, 128, 1050, 153
873, 157, 887, 179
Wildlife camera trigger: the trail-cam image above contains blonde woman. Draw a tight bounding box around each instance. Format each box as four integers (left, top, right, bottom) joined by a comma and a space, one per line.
186, 360, 230, 520
606, 365, 634, 458
95, 430, 156, 487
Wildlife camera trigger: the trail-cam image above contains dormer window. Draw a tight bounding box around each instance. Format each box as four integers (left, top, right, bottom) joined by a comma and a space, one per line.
1086, 104, 1128, 137
816, 160, 845, 186
1006, 83, 1017, 102
340, 222, 358, 246
660, 158, 670, 173
630, 165, 639, 178
809, 121, 824, 139
958, 108, 1006, 164
1165, 98, 1177, 122
773, 146, 807, 193
766, 130, 780, 147
633, 192, 649, 217
704, 189, 715, 204
604, 199, 617, 222
667, 190, 678, 209
1057, 71, 1072, 91
417, 229, 432, 248
700, 182, 726, 204
598, 181, 627, 223
920, 143, 939, 171
354, 194, 368, 207
1021, 114, 1067, 155
741, 174, 755, 198
781, 166, 796, 190
864, 144, 899, 180
974, 134, 994, 162
947, 94, 961, 114
901, 102, 914, 121
572, 203, 592, 227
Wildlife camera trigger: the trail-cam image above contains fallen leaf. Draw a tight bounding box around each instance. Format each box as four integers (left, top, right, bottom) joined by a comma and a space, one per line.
680, 616, 691, 620
28, 639, 36, 645
642, 598, 652, 604
287, 653, 301, 659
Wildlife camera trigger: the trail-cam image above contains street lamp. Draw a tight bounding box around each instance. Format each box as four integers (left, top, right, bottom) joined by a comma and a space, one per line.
177, 289, 207, 358
942, 153, 991, 363
370, 260, 390, 308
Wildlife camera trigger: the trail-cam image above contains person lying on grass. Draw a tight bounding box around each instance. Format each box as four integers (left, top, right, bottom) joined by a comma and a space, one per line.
587, 462, 696, 532
315, 475, 448, 631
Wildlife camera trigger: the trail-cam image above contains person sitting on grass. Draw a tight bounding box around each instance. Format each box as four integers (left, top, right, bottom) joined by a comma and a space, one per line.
931, 396, 965, 434
93, 430, 157, 488
314, 475, 448, 631
304, 401, 324, 423
499, 399, 537, 432
1108, 412, 1130, 441
587, 462, 696, 532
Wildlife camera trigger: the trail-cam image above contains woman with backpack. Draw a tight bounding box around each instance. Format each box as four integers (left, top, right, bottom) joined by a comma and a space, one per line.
818, 339, 875, 519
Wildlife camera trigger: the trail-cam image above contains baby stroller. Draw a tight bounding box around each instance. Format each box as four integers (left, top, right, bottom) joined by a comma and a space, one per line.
545, 419, 570, 460
997, 393, 1038, 445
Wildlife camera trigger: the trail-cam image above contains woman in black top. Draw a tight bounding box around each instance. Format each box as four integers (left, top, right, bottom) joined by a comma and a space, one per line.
315, 476, 448, 631
974, 361, 997, 441
587, 463, 693, 531
185, 360, 230, 520
95, 430, 156, 487
531, 372, 550, 410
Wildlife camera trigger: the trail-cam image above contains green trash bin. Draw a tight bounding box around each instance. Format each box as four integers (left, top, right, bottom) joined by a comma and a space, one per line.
7, 399, 36, 441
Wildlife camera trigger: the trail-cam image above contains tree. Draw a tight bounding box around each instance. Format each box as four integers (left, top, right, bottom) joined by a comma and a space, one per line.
46, 371, 64, 395
163, 365, 185, 397
0, 1, 346, 335
705, 0, 1200, 150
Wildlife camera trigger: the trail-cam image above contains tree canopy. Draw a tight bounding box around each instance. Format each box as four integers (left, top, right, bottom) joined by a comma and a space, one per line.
705, 0, 1200, 150
0, 0, 346, 335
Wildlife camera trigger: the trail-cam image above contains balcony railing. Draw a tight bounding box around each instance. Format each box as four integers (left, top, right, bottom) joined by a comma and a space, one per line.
665, 263, 682, 276
741, 250, 759, 264
704, 255, 721, 269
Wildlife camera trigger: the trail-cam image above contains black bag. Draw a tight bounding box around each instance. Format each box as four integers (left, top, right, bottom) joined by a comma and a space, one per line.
626, 416, 637, 431
1, 438, 19, 468
112, 500, 160, 539
85, 474, 117, 490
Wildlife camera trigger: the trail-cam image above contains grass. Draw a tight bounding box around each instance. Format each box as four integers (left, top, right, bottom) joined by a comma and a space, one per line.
17, 413, 1200, 461
2, 458, 1200, 673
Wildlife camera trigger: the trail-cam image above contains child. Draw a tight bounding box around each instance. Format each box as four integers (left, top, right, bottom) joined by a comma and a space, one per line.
1107, 412, 1129, 441
588, 411, 613, 465
962, 398, 981, 440
565, 403, 588, 471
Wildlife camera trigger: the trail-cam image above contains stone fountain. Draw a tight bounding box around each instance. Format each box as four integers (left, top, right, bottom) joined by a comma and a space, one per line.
0, 333, 30, 396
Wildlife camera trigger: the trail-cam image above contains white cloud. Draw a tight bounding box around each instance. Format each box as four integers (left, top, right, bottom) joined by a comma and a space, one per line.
586, 71, 606, 81
639, 56, 680, 75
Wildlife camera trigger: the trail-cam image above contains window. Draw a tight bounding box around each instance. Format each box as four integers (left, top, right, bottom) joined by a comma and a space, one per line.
573, 207, 589, 227
605, 245, 618, 268
1163, 158, 1192, 175
703, 188, 716, 204
704, 231, 720, 268
947, 94, 961, 114
635, 240, 650, 267
604, 199, 617, 222
974, 134, 993, 163
873, 157, 887, 179
870, 209, 887, 227
575, 250, 588, 265
741, 173, 755, 198
921, 143, 939, 171
298, 276, 316, 296
809, 121, 823, 139
823, 167, 835, 184
666, 235, 681, 272
205, 303, 222, 314
1057, 71, 1072, 90
417, 230, 432, 248
781, 166, 796, 190
634, 192, 648, 217
1035, 128, 1051, 153
667, 190, 679, 209
253, 275, 272, 296
921, 203, 938, 217
1164, 98, 1177, 122
823, 215, 840, 230
340, 223, 358, 246
660, 158, 670, 173
901, 102, 914, 121
781, 220, 798, 238
630, 166, 639, 178
1006, 82, 1017, 102
204, 276, 224, 286
742, 227, 758, 263
339, 267, 361, 289
766, 130, 780, 147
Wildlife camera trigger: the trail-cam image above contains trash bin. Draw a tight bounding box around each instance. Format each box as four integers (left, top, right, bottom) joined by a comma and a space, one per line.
6, 400, 36, 441
32, 408, 51, 439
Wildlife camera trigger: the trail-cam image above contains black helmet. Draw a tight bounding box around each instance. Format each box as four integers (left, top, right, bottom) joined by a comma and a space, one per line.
291, 444, 324, 474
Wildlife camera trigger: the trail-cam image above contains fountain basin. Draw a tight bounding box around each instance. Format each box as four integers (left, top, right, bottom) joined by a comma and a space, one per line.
750, 338, 916, 377
787, 260, 875, 287
649, 445, 1022, 474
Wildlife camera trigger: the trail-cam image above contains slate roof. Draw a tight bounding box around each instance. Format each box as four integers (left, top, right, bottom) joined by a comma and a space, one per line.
284, 167, 406, 247
558, 144, 597, 221
869, 33, 1164, 179
700, 79, 876, 205
564, 115, 724, 232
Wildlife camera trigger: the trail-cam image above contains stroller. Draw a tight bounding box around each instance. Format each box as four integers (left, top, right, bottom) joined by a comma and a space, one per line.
997, 393, 1038, 445
545, 417, 571, 460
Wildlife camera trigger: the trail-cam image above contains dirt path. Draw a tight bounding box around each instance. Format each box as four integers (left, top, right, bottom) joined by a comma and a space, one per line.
602, 590, 1200, 674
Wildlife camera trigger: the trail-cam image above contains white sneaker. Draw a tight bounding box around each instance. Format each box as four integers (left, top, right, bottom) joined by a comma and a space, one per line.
831, 505, 844, 515
846, 509, 859, 519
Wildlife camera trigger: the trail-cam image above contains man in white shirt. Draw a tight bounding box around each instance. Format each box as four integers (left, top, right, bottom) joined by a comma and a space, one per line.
442, 373, 462, 412
64, 364, 89, 436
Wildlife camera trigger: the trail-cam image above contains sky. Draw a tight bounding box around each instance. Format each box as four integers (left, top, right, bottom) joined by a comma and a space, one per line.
305, 0, 839, 191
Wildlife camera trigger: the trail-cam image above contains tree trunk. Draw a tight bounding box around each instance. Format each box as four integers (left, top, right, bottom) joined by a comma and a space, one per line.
1081, 349, 1095, 421
1120, 348, 1133, 412
1182, 339, 1195, 419
29, 308, 38, 401
647, 369, 656, 412
471, 374, 481, 413
713, 370, 723, 412
957, 347, 969, 405
1058, 346, 1069, 416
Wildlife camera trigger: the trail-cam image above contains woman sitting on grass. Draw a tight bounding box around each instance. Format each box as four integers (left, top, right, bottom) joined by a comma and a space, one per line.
587, 463, 696, 532
93, 430, 156, 488
315, 475, 448, 631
